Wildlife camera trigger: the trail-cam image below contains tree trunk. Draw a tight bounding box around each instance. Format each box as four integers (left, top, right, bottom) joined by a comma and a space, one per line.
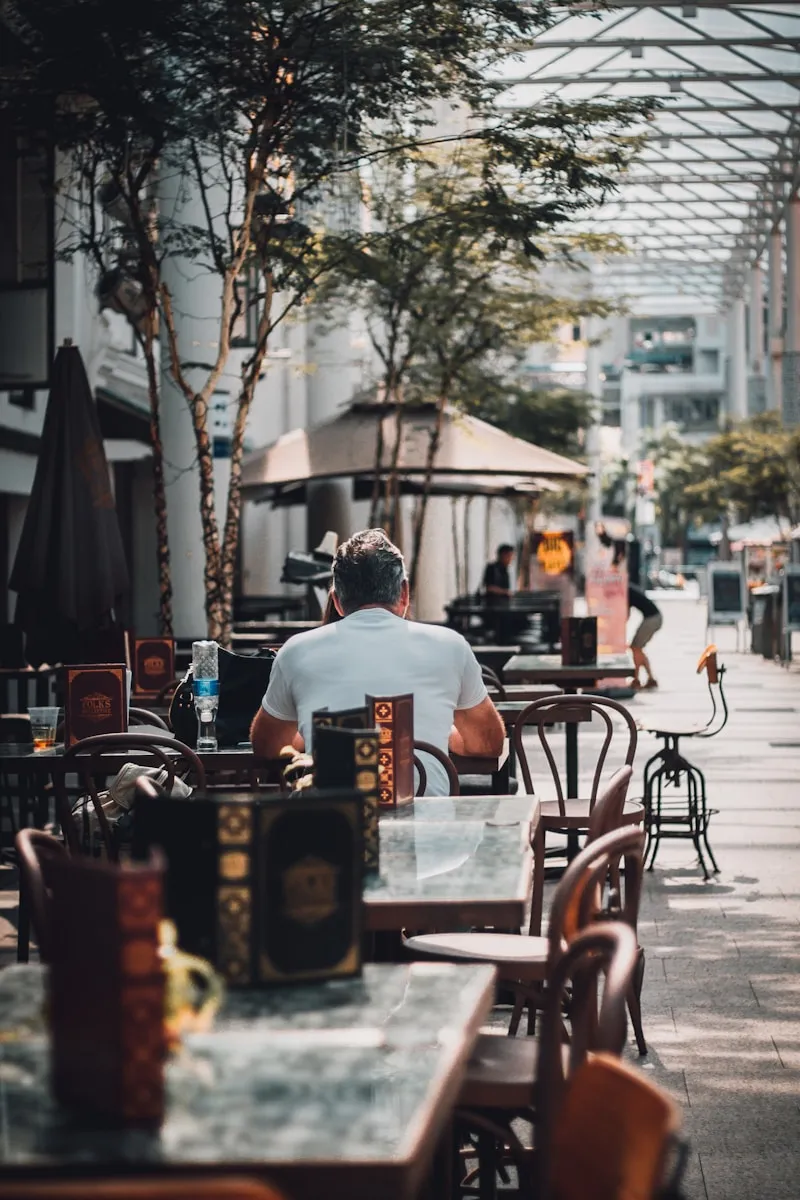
408, 389, 450, 597
218, 274, 274, 647
192, 391, 224, 638
142, 331, 173, 635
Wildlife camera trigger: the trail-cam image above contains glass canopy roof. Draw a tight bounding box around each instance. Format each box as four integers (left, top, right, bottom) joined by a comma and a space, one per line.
496, 2, 800, 309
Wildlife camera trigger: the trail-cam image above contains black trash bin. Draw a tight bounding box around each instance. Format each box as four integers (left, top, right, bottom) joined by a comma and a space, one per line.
751, 584, 779, 658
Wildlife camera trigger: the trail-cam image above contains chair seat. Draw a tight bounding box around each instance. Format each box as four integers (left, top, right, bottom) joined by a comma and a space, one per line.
540, 798, 644, 828
639, 723, 704, 738
404, 931, 548, 976
459, 1032, 538, 1108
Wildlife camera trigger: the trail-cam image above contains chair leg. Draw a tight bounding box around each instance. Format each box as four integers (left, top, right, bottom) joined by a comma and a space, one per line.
508, 993, 525, 1037
627, 948, 647, 1056
696, 765, 720, 874
646, 768, 665, 870
687, 771, 710, 882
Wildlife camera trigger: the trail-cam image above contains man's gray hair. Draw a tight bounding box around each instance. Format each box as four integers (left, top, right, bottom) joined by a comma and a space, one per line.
332, 529, 407, 615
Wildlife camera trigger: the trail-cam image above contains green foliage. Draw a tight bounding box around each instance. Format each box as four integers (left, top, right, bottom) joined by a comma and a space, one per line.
685, 413, 800, 527
454, 378, 592, 459
644, 415, 800, 547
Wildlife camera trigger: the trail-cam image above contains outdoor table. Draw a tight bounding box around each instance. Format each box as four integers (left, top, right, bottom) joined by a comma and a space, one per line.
366, 794, 538, 932
231, 621, 321, 648
0, 961, 495, 1200
492, 684, 562, 704
502, 654, 634, 797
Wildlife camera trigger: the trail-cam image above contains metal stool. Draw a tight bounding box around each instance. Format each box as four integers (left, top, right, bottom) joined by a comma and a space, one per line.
640, 646, 726, 880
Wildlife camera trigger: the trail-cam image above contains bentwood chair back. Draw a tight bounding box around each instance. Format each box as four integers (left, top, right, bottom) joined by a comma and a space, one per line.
15, 828, 68, 963
586, 765, 633, 844
545, 1054, 681, 1200
128, 707, 171, 731
413, 740, 461, 796
455, 924, 639, 1194
535, 923, 639, 1197
0, 1179, 287, 1200
513, 694, 638, 812
57, 733, 205, 860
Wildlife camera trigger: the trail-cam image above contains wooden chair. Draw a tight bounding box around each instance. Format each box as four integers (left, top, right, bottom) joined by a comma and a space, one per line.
414, 740, 461, 796
640, 643, 726, 878
543, 1054, 683, 1200
455, 923, 639, 1198
481, 665, 507, 699
0, 1179, 286, 1200
512, 694, 643, 855
14, 828, 68, 963
405, 791, 641, 1038
56, 733, 206, 860
128, 707, 171, 731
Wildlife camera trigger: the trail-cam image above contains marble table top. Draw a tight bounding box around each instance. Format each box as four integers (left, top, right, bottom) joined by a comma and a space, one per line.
365, 798, 537, 931
0, 962, 495, 1200
503, 653, 634, 684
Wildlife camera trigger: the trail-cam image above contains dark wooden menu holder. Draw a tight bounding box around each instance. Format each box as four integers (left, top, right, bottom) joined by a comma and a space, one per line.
48, 852, 166, 1126
314, 723, 381, 874
561, 617, 598, 666
133, 637, 175, 698
367, 694, 414, 807
63, 662, 126, 745
133, 790, 363, 987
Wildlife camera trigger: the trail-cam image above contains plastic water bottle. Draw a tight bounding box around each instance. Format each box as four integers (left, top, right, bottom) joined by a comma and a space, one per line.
192, 640, 219, 752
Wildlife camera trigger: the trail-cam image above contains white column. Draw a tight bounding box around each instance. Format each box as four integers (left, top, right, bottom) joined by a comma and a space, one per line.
305, 313, 357, 549
784, 195, 800, 426
584, 318, 603, 537
786, 196, 800, 354
768, 225, 784, 412
748, 262, 764, 375
727, 298, 748, 420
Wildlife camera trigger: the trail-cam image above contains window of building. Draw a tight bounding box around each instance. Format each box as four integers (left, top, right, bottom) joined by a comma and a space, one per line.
231, 264, 259, 347
0, 119, 53, 389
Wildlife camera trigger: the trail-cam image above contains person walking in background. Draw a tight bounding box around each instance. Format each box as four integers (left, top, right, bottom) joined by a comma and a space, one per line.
629, 582, 663, 690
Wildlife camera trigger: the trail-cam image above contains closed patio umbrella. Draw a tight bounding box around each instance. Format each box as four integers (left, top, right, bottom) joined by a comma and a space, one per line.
10, 342, 130, 666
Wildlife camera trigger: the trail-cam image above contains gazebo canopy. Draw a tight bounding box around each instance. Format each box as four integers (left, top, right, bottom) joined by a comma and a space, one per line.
241, 402, 588, 504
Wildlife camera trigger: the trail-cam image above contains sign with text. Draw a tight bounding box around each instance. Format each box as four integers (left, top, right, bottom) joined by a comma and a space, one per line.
707, 563, 746, 627
586, 562, 629, 657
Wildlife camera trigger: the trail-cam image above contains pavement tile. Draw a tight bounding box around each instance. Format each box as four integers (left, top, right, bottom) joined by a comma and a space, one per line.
698, 1153, 800, 1200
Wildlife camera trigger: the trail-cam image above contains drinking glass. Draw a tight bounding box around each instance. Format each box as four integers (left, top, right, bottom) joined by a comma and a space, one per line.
27, 706, 60, 751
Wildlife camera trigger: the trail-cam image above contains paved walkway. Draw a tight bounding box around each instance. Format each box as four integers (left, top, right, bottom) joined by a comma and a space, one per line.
621, 594, 800, 1200
1, 594, 798, 1198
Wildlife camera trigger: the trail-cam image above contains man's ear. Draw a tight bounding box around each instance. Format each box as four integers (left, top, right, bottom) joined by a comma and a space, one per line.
400, 578, 410, 613
332, 590, 345, 616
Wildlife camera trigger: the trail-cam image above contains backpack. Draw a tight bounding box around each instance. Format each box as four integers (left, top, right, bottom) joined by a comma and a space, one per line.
169, 644, 276, 748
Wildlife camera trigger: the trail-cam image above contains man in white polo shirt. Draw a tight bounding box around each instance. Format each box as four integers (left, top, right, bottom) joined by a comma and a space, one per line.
250, 528, 505, 795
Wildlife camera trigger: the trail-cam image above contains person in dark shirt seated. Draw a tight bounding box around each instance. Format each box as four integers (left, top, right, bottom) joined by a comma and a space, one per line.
629, 583, 663, 690
482, 544, 514, 604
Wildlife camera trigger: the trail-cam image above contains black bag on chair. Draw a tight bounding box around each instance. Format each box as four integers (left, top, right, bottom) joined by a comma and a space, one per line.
169, 645, 276, 748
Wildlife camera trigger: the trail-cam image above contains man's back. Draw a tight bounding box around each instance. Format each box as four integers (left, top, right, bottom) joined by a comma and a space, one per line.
263, 608, 486, 794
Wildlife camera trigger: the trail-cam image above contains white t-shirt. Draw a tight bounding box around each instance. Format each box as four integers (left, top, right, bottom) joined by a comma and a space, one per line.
261, 608, 488, 795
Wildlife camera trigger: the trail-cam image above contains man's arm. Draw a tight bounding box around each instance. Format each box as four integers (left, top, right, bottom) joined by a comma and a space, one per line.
450, 696, 505, 757
250, 707, 303, 758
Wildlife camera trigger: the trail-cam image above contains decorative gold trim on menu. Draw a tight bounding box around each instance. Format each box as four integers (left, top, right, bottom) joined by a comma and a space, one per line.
219, 851, 249, 881
218, 803, 253, 845
258, 799, 362, 982
217, 885, 251, 983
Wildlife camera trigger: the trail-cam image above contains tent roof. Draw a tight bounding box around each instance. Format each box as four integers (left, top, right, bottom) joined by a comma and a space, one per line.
242, 402, 588, 502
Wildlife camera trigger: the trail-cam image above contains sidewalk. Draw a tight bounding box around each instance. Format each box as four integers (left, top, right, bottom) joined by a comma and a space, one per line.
626, 594, 800, 1200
